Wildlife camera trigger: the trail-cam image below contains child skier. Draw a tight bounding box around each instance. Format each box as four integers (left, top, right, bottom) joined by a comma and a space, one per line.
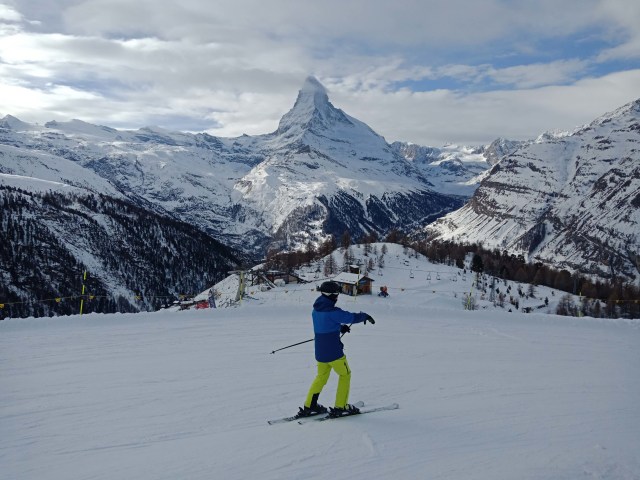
297, 281, 375, 419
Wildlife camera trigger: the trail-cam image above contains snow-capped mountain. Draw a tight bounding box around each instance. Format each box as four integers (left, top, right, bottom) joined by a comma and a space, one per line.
424, 99, 640, 282
0, 117, 271, 248
389, 139, 523, 196
233, 76, 467, 250
0, 77, 469, 254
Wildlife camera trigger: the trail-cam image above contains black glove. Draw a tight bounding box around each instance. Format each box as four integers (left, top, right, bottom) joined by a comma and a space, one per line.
364, 315, 375, 325
340, 324, 351, 334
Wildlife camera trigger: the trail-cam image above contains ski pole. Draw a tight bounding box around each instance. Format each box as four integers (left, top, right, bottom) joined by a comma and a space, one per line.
270, 338, 313, 354
270, 322, 355, 354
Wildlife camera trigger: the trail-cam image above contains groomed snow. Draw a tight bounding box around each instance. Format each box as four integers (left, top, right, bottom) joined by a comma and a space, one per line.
2, 247, 639, 479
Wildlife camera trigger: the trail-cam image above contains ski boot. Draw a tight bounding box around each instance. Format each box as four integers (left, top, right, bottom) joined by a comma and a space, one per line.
295, 403, 328, 418
328, 403, 361, 418
295, 394, 328, 419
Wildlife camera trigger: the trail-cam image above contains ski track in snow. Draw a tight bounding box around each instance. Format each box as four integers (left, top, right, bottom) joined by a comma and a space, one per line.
2, 255, 640, 479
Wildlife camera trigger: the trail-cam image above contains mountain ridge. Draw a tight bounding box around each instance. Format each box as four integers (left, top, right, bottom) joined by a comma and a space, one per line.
424, 97, 640, 282
1, 76, 479, 254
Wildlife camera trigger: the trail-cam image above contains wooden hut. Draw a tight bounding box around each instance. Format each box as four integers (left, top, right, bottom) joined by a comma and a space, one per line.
332, 272, 374, 296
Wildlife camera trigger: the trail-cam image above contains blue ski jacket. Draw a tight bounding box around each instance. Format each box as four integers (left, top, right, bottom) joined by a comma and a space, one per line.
312, 294, 368, 363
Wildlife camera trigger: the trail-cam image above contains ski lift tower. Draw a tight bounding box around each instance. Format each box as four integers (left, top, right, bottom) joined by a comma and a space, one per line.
228, 269, 256, 303
228, 269, 280, 303
228, 270, 246, 302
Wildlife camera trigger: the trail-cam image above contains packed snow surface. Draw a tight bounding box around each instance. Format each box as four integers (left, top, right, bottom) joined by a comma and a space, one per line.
2, 248, 639, 479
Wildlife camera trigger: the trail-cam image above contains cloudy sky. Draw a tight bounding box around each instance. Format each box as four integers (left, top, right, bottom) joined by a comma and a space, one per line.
1, 0, 639, 146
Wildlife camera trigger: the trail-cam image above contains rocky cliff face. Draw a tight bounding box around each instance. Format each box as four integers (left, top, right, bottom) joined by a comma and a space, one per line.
424, 99, 640, 282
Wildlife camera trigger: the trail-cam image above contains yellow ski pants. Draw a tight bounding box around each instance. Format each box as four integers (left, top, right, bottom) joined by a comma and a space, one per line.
305, 355, 351, 409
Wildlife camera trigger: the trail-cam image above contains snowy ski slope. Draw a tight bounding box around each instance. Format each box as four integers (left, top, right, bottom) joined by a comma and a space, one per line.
1, 245, 639, 479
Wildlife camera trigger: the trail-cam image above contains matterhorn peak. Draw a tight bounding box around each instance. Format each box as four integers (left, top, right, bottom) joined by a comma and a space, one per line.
275, 75, 352, 138
290, 76, 331, 117
299, 75, 328, 101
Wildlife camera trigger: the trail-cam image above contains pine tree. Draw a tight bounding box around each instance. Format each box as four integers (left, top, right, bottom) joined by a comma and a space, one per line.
341, 230, 352, 250
471, 253, 484, 273
324, 254, 337, 277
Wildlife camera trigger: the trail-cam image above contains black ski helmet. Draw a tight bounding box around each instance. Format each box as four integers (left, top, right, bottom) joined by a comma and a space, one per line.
319, 281, 341, 296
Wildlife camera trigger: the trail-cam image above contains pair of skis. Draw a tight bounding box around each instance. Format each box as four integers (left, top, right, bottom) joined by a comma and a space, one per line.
267, 401, 399, 425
